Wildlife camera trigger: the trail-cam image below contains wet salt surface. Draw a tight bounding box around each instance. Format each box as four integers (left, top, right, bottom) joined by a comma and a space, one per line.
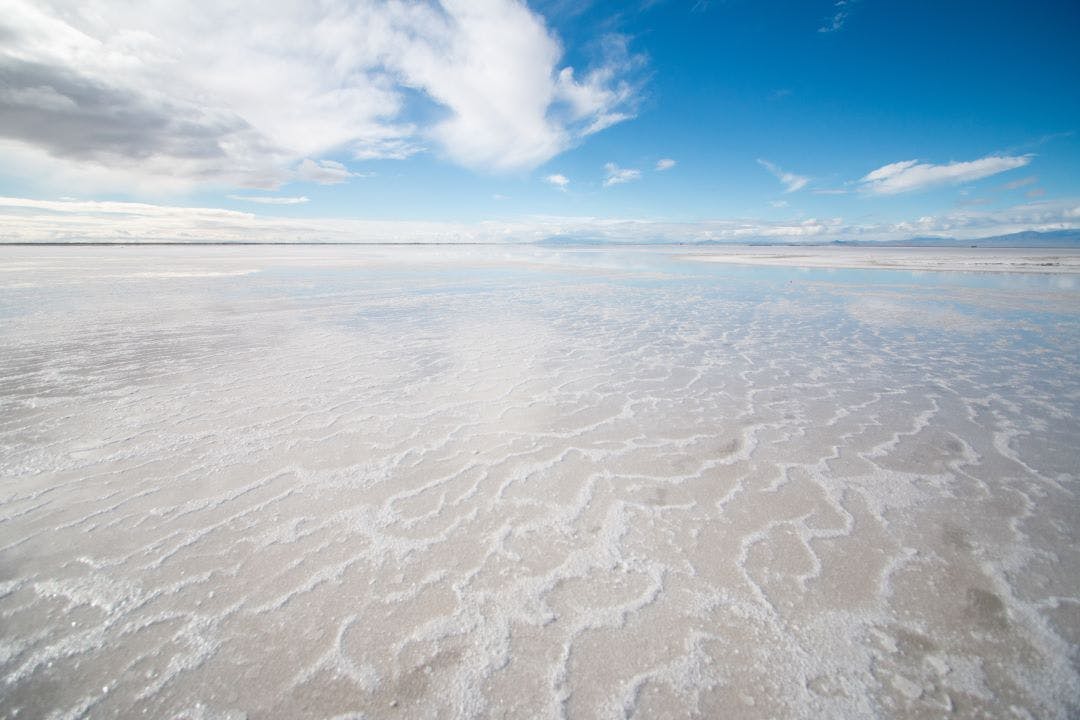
1, 245, 1078, 719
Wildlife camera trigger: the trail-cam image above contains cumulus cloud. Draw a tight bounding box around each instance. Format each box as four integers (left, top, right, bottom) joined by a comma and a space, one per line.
545, 174, 570, 189
0, 1, 643, 190
758, 159, 809, 193
603, 163, 641, 187
227, 195, 310, 205
5, 195, 1075, 245
655, 158, 676, 171
859, 154, 1033, 195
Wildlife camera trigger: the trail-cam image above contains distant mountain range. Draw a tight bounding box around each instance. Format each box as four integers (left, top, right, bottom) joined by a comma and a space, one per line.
830, 230, 1080, 248
6, 230, 1078, 248
535, 229, 1080, 248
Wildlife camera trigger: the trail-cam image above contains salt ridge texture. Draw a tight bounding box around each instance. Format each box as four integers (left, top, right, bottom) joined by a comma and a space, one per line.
0, 246, 1078, 719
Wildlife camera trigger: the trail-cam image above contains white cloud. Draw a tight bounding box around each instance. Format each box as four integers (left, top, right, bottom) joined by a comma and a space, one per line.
545, 174, 570, 189
769, 200, 789, 208
0, 1, 642, 191
655, 158, 676, 171
5, 195, 1075, 245
757, 159, 809, 193
0, 197, 251, 218
227, 195, 310, 205
859, 154, 1033, 195
554, 34, 644, 139
295, 159, 359, 186
603, 163, 641, 187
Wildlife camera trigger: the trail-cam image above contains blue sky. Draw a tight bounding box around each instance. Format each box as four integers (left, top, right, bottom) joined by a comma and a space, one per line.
0, 0, 1078, 243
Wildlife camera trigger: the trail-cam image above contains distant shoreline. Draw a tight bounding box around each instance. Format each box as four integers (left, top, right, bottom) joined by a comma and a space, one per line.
4, 242, 1079, 274
0, 241, 509, 246
1, 241, 1079, 249
684, 246, 1080, 275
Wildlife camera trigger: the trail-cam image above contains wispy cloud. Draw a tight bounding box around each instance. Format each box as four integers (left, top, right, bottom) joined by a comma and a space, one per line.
859, 154, 1033, 195
1002, 131, 1075, 155
545, 174, 570, 190
556, 34, 646, 141
655, 158, 677, 171
603, 163, 642, 187
4, 196, 1076, 245
295, 159, 359, 186
0, 0, 644, 191
0, 197, 251, 218
818, 0, 857, 33
757, 159, 809, 193
227, 195, 310, 205
769, 200, 789, 208
1003, 175, 1038, 190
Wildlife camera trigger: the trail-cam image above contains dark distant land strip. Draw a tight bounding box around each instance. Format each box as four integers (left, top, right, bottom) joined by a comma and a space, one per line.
0, 241, 511, 246
1, 228, 1079, 248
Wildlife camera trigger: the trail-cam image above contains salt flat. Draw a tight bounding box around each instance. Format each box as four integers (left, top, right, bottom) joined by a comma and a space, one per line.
687, 245, 1080, 274
1, 245, 1078, 719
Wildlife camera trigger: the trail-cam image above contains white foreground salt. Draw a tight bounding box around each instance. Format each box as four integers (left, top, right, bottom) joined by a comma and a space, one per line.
0, 245, 1078, 719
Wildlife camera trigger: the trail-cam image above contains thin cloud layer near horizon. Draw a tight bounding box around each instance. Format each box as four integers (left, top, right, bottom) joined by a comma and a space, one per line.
0, 0, 1078, 243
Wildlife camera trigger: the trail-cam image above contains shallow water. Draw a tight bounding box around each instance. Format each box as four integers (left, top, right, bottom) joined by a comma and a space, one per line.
1, 246, 1078, 719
